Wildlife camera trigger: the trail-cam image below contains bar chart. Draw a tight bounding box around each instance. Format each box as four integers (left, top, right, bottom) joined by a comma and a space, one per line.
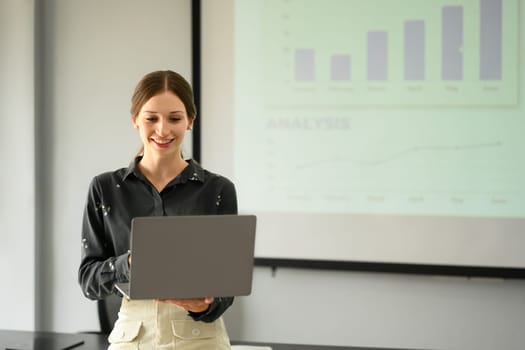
257, 0, 518, 107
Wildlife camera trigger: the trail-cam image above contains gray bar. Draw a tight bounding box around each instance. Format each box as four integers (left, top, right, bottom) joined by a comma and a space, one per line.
442, 6, 463, 80
480, 0, 502, 80
331, 54, 351, 81
295, 49, 315, 81
367, 31, 388, 81
404, 20, 425, 80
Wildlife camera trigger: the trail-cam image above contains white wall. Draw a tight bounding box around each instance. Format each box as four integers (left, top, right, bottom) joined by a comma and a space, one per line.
224, 267, 525, 350
0, 0, 35, 331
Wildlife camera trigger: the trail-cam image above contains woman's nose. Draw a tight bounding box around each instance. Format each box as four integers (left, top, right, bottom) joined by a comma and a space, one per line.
156, 119, 169, 136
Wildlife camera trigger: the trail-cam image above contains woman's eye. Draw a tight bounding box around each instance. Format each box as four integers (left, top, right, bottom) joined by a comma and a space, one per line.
170, 117, 181, 122
146, 117, 157, 122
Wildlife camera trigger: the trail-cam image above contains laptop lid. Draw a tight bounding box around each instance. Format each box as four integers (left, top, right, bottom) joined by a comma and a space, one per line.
119, 214, 256, 300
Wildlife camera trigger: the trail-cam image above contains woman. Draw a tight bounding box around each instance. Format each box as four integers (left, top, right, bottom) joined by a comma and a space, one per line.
79, 70, 236, 349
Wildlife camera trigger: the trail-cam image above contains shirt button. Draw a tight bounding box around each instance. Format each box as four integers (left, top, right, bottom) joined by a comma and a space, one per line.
191, 328, 201, 336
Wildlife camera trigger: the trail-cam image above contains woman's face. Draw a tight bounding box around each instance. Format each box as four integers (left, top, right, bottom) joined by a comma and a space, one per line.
132, 91, 193, 158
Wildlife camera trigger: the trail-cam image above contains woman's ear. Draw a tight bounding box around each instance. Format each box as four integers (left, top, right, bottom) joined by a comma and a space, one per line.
132, 117, 139, 130
187, 118, 195, 131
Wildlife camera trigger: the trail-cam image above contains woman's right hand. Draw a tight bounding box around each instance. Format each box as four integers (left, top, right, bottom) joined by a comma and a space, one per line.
157, 297, 214, 313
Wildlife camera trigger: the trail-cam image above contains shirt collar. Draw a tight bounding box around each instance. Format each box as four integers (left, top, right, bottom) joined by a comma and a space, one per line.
122, 156, 142, 181
122, 157, 205, 184
180, 159, 206, 183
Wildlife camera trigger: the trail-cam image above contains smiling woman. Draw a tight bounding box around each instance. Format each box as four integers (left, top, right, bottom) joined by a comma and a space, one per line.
78, 70, 238, 350
132, 89, 194, 191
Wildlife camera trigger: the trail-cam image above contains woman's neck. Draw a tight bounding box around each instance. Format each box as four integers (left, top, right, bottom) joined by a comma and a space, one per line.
138, 152, 188, 191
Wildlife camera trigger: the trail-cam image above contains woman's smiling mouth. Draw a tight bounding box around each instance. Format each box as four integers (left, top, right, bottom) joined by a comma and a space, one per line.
151, 138, 174, 147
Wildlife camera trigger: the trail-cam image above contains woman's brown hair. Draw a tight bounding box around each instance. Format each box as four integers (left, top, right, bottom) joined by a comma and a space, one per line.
131, 70, 196, 119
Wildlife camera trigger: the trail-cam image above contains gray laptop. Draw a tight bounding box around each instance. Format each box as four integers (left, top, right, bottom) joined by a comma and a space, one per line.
115, 215, 256, 300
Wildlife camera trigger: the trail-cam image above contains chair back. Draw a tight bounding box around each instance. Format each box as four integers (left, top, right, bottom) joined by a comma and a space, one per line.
98, 293, 122, 334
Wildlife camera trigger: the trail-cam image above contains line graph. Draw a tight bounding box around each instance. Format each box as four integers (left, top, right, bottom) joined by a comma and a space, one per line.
232, 105, 524, 217
296, 141, 503, 168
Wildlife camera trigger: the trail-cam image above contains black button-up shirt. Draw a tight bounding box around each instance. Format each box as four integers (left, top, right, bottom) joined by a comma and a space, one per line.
78, 157, 237, 322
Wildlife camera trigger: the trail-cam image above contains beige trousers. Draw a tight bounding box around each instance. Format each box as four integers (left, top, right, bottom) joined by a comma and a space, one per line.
107, 298, 231, 350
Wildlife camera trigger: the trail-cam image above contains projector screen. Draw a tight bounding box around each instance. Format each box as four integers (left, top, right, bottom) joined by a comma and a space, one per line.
200, 0, 525, 272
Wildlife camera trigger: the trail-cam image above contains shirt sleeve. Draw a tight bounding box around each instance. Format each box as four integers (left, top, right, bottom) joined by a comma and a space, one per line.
187, 297, 235, 323
78, 177, 130, 300
216, 178, 238, 215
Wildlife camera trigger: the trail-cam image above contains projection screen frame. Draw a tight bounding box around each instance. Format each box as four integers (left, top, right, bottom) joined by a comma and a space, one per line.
192, 0, 525, 279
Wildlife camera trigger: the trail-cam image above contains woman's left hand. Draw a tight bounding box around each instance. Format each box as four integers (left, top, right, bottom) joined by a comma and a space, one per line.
156, 297, 214, 313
